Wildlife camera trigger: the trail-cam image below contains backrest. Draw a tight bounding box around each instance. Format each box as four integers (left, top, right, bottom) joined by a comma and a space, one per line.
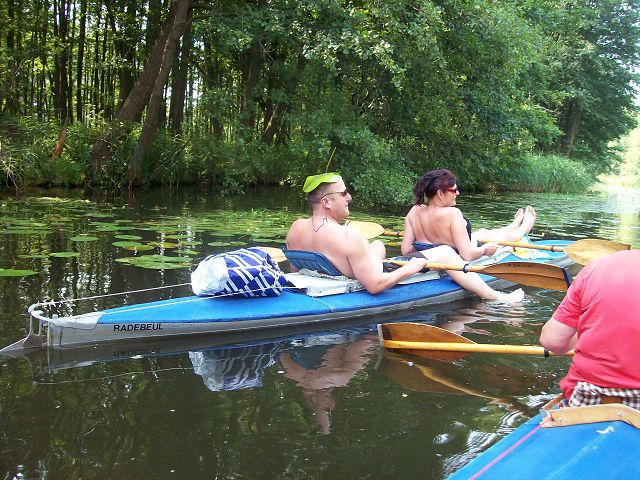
282, 249, 343, 276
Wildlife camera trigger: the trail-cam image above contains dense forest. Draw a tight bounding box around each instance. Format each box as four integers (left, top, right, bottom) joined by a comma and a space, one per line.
0, 0, 639, 206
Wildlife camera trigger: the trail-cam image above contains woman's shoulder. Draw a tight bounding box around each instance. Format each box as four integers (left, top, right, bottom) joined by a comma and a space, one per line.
441, 206, 464, 219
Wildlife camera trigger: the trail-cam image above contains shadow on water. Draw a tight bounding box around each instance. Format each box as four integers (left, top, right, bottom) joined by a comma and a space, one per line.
0, 185, 638, 479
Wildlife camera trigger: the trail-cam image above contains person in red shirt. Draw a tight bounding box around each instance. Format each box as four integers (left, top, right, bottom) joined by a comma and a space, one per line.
540, 249, 640, 408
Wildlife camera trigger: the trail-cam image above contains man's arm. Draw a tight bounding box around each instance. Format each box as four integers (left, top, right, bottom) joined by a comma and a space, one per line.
346, 230, 427, 294
540, 316, 577, 354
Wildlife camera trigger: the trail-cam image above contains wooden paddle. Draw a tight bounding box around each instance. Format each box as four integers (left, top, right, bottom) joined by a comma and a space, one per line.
257, 247, 571, 291
257, 246, 287, 263
378, 322, 575, 360
389, 259, 570, 291
346, 220, 630, 265
478, 238, 631, 266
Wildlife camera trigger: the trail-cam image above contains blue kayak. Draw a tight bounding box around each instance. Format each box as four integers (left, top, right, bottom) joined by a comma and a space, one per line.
3, 240, 572, 350
448, 404, 640, 479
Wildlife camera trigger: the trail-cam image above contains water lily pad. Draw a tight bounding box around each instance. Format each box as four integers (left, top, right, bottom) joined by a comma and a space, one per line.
115, 255, 192, 270
0, 268, 39, 277
207, 241, 235, 247
165, 234, 191, 240
70, 235, 99, 242
146, 241, 178, 249
113, 241, 145, 248
123, 244, 155, 251
178, 240, 202, 246
251, 237, 278, 243
114, 234, 143, 240
5, 227, 51, 235
175, 249, 200, 256
17, 254, 49, 259
50, 251, 80, 258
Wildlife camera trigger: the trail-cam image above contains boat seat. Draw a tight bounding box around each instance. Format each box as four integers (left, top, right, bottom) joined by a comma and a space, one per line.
282, 249, 343, 277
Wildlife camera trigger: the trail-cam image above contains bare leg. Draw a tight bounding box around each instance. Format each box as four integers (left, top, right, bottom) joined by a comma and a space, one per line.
423, 246, 524, 305
473, 206, 537, 243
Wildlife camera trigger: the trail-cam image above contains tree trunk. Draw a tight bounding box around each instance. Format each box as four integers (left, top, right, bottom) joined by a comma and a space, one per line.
556, 99, 581, 156
52, 0, 70, 122
75, 0, 87, 122
261, 54, 306, 145
239, 37, 264, 135
4, 0, 18, 113
89, 2, 180, 182
126, 0, 192, 187
104, 0, 136, 107
169, 16, 192, 135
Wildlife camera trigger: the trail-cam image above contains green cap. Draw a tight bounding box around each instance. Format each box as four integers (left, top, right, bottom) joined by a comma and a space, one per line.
302, 172, 342, 193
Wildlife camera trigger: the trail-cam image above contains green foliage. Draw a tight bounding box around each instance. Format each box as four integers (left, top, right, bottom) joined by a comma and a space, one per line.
498, 153, 596, 193
2, 0, 640, 194
0, 115, 57, 187
189, 137, 298, 193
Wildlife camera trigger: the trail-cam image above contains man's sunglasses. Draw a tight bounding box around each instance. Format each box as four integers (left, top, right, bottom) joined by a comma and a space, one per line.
322, 189, 350, 198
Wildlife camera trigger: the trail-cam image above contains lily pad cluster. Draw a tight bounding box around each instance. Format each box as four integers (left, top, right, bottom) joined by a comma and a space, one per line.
1, 199, 299, 274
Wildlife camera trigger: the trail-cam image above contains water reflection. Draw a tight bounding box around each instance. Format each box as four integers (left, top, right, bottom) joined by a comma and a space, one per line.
281, 333, 377, 435
190, 343, 281, 392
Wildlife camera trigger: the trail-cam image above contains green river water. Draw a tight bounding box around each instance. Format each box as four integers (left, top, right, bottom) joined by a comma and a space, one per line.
0, 185, 638, 479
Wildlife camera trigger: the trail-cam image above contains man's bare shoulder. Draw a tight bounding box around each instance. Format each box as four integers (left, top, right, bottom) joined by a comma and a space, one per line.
286, 217, 310, 246
341, 225, 369, 252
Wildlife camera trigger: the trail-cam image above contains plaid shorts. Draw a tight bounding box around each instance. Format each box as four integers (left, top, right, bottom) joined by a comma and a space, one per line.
569, 381, 640, 410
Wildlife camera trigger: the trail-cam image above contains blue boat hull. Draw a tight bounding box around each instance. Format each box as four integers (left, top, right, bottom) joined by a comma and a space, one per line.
448, 409, 640, 479
15, 241, 572, 349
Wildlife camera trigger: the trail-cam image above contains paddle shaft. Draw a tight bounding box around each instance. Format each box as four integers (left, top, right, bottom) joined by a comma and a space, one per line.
478, 239, 564, 251
391, 259, 530, 274
384, 339, 574, 357
382, 229, 566, 252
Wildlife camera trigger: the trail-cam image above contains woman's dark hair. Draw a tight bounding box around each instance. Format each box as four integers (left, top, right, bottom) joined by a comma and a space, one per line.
413, 169, 457, 205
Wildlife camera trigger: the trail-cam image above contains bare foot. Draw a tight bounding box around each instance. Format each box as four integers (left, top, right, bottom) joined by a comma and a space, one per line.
507, 208, 524, 229
493, 288, 525, 305
521, 205, 537, 233
514, 208, 524, 220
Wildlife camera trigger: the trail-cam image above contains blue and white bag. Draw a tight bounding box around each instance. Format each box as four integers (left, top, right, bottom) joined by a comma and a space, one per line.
191, 247, 287, 297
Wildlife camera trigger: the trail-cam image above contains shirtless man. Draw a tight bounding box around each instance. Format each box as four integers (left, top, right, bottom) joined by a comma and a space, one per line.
401, 169, 537, 261
286, 172, 523, 303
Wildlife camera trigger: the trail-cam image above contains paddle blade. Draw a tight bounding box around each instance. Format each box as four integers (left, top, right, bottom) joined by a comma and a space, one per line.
482, 261, 570, 291
565, 239, 630, 265
378, 322, 474, 361
257, 246, 287, 263
344, 220, 385, 239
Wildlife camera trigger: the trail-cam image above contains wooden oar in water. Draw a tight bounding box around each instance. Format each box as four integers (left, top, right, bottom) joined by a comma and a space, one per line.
380, 351, 529, 412
378, 322, 575, 360
345, 220, 630, 265
257, 247, 571, 291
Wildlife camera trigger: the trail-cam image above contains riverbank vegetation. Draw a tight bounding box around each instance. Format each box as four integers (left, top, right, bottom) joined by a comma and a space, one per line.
1, 0, 639, 208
